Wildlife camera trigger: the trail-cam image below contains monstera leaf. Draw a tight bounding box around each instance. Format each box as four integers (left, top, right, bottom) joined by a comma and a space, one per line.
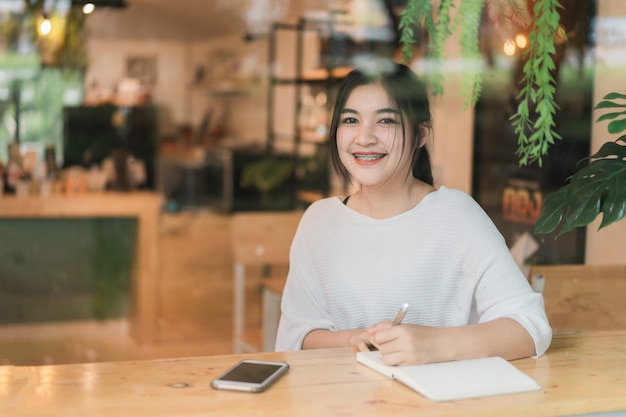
534, 92, 626, 236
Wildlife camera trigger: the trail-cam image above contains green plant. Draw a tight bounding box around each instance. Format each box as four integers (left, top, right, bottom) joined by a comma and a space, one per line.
1, 2, 86, 156
0, 0, 88, 73
399, 0, 626, 236
534, 93, 626, 236
240, 157, 294, 195
399, 0, 562, 166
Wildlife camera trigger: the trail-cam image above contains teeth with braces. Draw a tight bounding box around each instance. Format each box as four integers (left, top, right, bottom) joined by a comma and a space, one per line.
354, 154, 384, 161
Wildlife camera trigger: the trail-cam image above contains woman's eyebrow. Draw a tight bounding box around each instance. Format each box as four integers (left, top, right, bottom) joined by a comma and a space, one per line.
340, 107, 400, 115
376, 107, 400, 115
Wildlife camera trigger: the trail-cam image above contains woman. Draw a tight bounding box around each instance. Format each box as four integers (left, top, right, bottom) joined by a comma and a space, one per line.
275, 63, 552, 365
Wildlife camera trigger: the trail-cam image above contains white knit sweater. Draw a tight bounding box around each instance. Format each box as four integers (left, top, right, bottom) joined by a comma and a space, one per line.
275, 187, 552, 356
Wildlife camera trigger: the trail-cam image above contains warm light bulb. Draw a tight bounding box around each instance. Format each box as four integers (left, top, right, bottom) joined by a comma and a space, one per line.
515, 34, 528, 49
83, 3, 95, 14
503, 39, 516, 56
40, 18, 52, 36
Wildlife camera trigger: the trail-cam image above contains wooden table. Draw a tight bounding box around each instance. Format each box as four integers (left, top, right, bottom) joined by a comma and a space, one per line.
0, 192, 163, 343
2, 330, 625, 416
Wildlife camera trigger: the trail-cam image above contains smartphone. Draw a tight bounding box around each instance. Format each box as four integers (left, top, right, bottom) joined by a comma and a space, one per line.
211, 359, 289, 393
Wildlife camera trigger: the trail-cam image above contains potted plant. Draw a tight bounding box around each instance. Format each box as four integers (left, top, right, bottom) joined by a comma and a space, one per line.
534, 92, 626, 236
239, 156, 295, 210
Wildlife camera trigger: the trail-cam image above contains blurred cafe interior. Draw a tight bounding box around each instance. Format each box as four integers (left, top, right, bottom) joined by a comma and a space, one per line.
0, 0, 624, 366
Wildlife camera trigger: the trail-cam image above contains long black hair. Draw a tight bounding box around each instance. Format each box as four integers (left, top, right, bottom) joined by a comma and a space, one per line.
328, 62, 434, 186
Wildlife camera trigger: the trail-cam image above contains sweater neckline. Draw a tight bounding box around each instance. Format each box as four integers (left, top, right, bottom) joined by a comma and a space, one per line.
337, 186, 444, 222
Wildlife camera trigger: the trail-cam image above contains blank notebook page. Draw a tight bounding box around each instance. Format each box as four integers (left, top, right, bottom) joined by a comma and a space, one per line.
356, 352, 541, 402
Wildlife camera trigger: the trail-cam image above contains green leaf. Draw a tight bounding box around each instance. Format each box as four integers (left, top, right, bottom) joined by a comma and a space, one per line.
595, 100, 626, 109
534, 138, 626, 236
589, 137, 626, 159
558, 171, 606, 234
603, 92, 626, 100
533, 188, 568, 234
607, 118, 626, 135
596, 111, 626, 122
599, 175, 626, 229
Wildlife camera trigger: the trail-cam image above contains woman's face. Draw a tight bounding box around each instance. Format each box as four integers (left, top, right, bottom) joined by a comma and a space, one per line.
336, 83, 413, 188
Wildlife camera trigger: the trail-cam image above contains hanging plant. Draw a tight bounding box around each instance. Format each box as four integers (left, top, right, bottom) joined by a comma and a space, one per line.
398, 0, 562, 166
51, 6, 89, 73
398, 0, 626, 236
0, 0, 89, 74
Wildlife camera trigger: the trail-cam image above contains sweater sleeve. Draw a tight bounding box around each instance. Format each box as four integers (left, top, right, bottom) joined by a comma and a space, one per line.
455, 193, 553, 357
474, 244, 553, 357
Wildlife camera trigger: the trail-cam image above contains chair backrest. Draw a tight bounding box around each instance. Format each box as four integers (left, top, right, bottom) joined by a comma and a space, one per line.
529, 264, 626, 334
230, 210, 304, 352
230, 211, 304, 266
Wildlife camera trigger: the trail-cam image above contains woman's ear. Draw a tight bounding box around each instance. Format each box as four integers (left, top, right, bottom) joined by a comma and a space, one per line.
418, 125, 431, 148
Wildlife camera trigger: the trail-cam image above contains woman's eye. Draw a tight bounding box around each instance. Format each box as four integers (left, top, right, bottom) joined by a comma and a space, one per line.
341, 117, 358, 124
379, 117, 398, 125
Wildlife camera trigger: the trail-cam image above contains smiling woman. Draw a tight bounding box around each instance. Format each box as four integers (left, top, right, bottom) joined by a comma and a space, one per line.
275, 63, 552, 367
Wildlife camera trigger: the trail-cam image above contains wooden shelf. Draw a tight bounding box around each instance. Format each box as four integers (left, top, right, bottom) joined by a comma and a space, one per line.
190, 80, 253, 96
267, 21, 348, 209
301, 66, 352, 81
274, 66, 353, 84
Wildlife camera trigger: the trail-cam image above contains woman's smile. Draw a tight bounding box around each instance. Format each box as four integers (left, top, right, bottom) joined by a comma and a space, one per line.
353, 152, 387, 164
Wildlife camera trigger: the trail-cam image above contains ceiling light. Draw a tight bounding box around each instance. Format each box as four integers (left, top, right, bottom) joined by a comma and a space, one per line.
71, 0, 128, 8
503, 39, 516, 56
39, 15, 52, 36
82, 3, 95, 14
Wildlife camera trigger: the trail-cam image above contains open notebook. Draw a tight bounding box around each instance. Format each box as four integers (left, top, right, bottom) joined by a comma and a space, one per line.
356, 351, 541, 402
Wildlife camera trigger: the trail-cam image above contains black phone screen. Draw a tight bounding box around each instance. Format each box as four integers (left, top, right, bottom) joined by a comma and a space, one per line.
219, 362, 284, 384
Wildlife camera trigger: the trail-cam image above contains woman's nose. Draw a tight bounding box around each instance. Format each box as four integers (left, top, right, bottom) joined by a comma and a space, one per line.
354, 123, 377, 146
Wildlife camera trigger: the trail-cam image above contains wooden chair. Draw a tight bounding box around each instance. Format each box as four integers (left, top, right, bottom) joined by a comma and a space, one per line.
261, 275, 288, 352
230, 211, 303, 353
528, 264, 626, 334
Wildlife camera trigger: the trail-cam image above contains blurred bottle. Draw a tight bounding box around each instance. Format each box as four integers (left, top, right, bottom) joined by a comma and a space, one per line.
5, 141, 24, 194
0, 159, 4, 195
45, 142, 59, 179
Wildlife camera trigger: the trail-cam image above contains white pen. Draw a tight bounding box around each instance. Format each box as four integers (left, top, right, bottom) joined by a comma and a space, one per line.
392, 302, 409, 326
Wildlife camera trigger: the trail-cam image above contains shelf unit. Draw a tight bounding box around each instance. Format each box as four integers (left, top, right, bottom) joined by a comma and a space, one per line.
266, 16, 352, 206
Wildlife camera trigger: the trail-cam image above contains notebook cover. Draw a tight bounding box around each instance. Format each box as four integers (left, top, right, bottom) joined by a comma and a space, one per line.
356, 351, 541, 402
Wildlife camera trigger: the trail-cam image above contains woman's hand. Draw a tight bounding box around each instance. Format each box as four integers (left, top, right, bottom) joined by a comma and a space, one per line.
365, 317, 536, 366
348, 329, 379, 352
366, 322, 446, 365
303, 328, 379, 351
